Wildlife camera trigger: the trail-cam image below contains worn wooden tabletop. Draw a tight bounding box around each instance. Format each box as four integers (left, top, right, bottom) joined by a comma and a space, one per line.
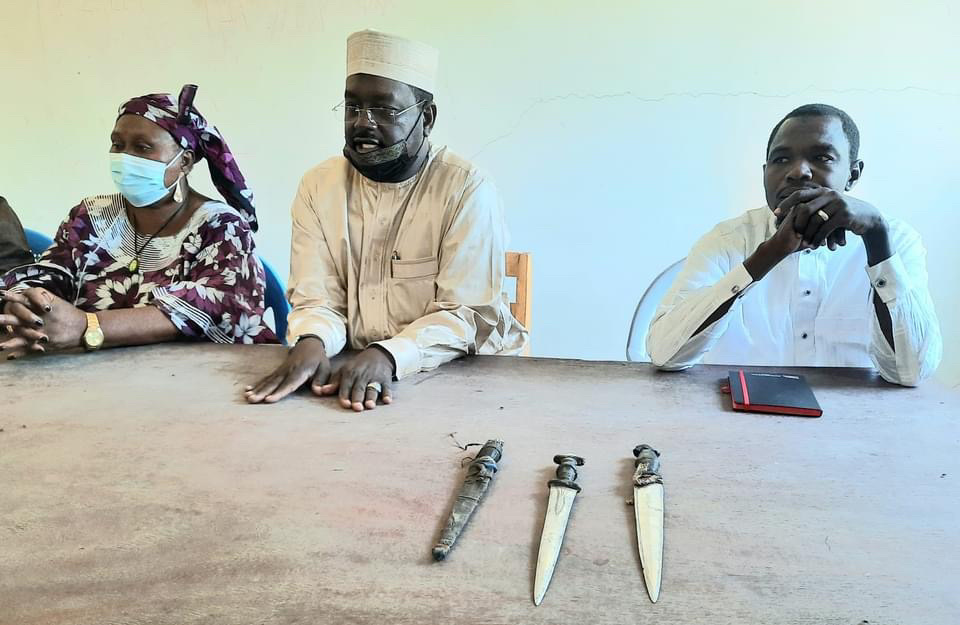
1, 344, 957, 625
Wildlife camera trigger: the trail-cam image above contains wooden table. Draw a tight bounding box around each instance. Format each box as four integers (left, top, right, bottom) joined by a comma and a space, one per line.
1, 345, 957, 625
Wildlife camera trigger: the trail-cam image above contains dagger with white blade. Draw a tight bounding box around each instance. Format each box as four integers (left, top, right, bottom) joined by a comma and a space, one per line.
533, 454, 585, 606
432, 439, 503, 561
633, 444, 664, 603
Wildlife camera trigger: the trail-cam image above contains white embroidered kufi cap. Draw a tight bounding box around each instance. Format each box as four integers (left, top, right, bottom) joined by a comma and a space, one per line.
346, 30, 439, 94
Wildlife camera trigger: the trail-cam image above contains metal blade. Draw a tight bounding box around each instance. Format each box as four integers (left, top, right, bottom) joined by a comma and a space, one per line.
533, 485, 578, 606
634, 483, 664, 602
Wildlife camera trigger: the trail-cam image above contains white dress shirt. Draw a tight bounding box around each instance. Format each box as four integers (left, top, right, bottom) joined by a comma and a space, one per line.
286, 145, 527, 379
647, 207, 942, 386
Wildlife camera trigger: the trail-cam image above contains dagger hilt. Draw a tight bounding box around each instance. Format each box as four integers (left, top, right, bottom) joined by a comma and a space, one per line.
549, 454, 585, 492
633, 444, 662, 487
465, 439, 503, 483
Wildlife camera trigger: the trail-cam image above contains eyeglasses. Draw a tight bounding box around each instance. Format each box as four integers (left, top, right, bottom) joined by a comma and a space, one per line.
333, 100, 426, 126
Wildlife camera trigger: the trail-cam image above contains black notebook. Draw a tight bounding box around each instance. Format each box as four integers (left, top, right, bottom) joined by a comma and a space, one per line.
725, 370, 822, 417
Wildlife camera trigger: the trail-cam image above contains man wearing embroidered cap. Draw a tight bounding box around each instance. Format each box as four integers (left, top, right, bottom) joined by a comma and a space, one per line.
247, 30, 527, 409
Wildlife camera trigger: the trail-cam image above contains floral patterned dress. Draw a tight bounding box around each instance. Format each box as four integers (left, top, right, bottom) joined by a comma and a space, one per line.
1, 194, 276, 344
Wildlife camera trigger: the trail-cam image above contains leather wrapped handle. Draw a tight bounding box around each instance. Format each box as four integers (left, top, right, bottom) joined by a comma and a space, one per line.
549, 454, 585, 492
633, 444, 662, 487
475, 440, 504, 466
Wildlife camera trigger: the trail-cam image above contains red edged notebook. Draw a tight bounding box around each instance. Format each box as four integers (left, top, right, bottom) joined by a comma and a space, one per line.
722, 369, 822, 417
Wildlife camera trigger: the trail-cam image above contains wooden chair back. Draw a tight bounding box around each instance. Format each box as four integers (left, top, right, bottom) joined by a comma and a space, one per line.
505, 251, 533, 335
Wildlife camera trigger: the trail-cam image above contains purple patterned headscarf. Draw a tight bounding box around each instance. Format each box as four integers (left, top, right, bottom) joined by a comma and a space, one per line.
117, 84, 258, 231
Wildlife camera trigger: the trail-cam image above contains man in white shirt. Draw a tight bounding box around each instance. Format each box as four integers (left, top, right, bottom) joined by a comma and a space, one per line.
647, 104, 941, 386
246, 30, 526, 409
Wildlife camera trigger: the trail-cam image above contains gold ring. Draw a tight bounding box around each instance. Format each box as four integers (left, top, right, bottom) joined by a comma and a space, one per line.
817, 209, 830, 221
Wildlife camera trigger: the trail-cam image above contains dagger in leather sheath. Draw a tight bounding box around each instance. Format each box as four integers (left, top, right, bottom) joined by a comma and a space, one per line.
633, 444, 664, 603
432, 439, 503, 561
533, 454, 584, 606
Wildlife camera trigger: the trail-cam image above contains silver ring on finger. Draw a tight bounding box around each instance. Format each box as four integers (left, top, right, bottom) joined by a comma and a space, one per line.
365, 382, 382, 394
816, 209, 830, 222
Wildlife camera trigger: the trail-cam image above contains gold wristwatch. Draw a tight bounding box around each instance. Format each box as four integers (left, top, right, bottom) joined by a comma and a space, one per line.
83, 313, 104, 351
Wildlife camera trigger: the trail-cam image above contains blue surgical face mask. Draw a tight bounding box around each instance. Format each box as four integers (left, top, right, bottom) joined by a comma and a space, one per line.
109, 150, 183, 207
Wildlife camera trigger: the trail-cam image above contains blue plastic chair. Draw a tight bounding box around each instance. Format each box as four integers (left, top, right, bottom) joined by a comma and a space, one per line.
625, 258, 686, 362
260, 256, 290, 344
24, 228, 53, 257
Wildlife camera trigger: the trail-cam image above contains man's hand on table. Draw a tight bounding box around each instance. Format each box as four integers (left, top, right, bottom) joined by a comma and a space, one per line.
0, 287, 85, 359
245, 336, 331, 403
245, 340, 395, 410
317, 346, 395, 412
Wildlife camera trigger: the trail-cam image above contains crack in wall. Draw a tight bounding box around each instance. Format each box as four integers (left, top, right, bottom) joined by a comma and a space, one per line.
471, 84, 960, 158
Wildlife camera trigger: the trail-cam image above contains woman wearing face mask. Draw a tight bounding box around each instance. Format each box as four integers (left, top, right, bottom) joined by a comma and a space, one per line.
0, 85, 276, 358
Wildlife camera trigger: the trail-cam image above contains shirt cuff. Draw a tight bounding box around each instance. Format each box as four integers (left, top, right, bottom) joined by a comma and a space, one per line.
865, 253, 910, 305
720, 263, 755, 301
286, 316, 345, 358
373, 336, 421, 380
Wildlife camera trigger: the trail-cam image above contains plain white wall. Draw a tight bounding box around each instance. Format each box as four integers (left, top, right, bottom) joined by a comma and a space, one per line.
1, 0, 957, 382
